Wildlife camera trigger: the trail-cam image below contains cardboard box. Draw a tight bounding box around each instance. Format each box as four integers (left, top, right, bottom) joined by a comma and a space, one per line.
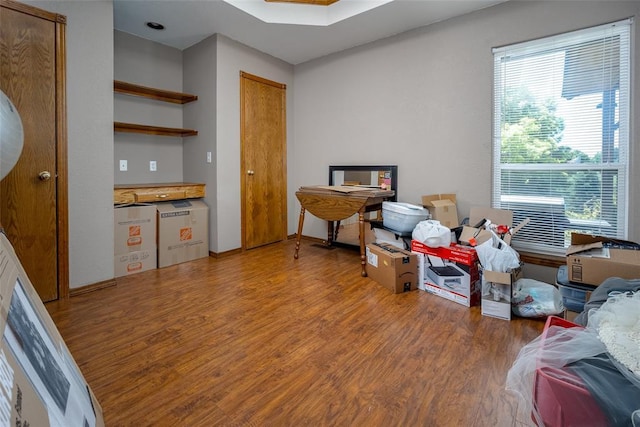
421, 194, 458, 229
373, 228, 406, 249
114, 250, 157, 278
566, 232, 640, 286
0, 233, 105, 426
366, 243, 418, 293
481, 267, 522, 320
411, 240, 481, 307
156, 200, 209, 268
469, 207, 513, 229
459, 207, 514, 246
564, 310, 580, 322
114, 204, 157, 254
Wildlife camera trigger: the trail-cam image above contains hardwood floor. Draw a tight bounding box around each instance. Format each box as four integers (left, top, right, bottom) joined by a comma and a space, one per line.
46, 239, 545, 426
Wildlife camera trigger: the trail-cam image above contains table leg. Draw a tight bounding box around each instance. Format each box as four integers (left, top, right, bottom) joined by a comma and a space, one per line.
294, 206, 306, 259
328, 221, 334, 245
359, 210, 367, 277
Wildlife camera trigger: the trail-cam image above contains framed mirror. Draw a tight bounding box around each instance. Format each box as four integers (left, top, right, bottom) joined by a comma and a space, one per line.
328, 165, 398, 248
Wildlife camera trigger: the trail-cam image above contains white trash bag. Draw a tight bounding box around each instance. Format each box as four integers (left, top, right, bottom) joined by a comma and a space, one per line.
512, 278, 564, 317
412, 220, 451, 248
475, 229, 520, 272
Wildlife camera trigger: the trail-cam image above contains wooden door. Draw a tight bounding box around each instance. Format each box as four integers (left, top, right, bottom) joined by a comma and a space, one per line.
0, 0, 68, 302
240, 72, 287, 249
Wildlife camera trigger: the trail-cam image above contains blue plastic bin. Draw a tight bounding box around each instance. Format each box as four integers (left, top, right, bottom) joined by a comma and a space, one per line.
556, 265, 595, 312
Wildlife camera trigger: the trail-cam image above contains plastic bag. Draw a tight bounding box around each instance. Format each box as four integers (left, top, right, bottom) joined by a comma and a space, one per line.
506, 304, 640, 427
412, 220, 451, 248
511, 278, 564, 317
588, 291, 640, 378
475, 229, 520, 272
575, 277, 640, 326
506, 323, 631, 427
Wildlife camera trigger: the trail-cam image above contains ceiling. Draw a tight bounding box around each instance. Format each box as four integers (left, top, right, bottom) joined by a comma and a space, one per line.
113, 0, 507, 65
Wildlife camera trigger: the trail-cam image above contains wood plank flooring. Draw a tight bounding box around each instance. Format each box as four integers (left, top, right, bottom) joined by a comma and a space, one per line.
45, 239, 545, 426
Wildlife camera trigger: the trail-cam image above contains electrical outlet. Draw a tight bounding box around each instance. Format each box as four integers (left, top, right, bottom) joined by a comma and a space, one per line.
150, 160, 157, 171
119, 160, 127, 171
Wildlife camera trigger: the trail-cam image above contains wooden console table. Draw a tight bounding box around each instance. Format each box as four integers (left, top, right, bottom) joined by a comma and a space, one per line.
294, 186, 395, 277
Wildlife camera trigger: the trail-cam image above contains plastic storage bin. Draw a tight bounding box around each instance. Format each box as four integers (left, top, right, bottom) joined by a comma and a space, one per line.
382, 202, 429, 233
556, 265, 595, 312
532, 316, 608, 426
556, 283, 592, 312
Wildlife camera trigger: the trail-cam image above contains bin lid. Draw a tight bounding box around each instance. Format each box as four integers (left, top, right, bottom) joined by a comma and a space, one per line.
382, 201, 428, 216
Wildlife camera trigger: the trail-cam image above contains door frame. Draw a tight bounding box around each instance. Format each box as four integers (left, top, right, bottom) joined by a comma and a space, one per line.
239, 71, 288, 250
1, 0, 69, 300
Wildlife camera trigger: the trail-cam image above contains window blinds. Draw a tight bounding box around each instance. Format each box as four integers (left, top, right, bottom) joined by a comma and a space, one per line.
492, 19, 631, 255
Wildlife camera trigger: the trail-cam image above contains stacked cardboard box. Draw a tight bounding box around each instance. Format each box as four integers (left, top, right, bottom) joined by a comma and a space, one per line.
156, 200, 209, 268
421, 194, 458, 229
114, 204, 157, 277
460, 207, 529, 320
465, 207, 523, 320
411, 205, 526, 320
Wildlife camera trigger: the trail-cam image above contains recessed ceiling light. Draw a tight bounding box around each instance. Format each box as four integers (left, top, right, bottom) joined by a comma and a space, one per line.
146, 22, 165, 30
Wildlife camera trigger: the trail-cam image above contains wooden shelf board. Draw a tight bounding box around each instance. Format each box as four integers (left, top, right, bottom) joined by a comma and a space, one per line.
114, 182, 206, 204
114, 122, 198, 137
114, 80, 198, 104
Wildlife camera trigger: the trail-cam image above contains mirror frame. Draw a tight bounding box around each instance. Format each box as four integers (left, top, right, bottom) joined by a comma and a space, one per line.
328, 165, 398, 201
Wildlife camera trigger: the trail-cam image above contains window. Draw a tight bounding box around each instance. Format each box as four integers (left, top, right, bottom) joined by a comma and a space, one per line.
492, 19, 631, 255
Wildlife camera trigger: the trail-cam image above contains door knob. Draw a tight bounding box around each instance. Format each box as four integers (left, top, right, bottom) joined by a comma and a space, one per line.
38, 171, 52, 181
247, 170, 255, 175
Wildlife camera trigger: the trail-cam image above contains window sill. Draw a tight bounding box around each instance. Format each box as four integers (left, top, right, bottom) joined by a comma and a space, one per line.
519, 251, 566, 269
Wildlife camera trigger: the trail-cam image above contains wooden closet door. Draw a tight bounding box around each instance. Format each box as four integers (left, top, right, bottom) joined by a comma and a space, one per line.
240, 72, 287, 249
0, 0, 68, 302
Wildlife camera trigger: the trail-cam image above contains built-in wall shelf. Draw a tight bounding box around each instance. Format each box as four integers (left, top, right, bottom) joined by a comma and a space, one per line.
114, 182, 206, 204
114, 122, 198, 137
114, 80, 198, 137
114, 80, 198, 104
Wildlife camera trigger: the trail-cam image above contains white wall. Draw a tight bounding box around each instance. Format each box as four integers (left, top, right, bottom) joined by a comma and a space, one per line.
114, 31, 185, 184
215, 35, 294, 252
183, 34, 294, 253
184, 34, 293, 253
183, 35, 218, 253
20, 0, 640, 288
26, 0, 114, 289
292, 1, 640, 247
